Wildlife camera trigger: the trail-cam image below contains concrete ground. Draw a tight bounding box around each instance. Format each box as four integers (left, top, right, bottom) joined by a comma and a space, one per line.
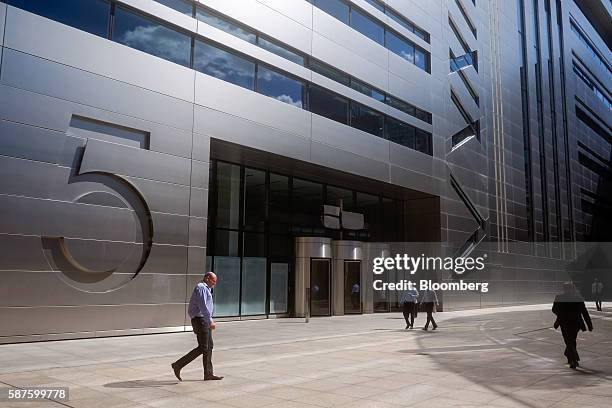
0, 304, 611, 408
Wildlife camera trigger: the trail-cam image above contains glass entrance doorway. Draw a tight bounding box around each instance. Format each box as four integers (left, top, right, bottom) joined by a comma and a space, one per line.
344, 260, 361, 313
310, 259, 331, 316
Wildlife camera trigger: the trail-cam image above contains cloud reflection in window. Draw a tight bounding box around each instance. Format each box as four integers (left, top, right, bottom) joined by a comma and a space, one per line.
194, 41, 256, 90
114, 8, 191, 67
257, 66, 304, 108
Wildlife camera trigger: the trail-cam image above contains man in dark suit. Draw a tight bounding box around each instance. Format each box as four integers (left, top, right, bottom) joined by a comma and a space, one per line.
552, 282, 593, 369
171, 272, 223, 381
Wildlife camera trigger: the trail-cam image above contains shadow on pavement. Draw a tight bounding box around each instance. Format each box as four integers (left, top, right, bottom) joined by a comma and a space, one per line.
413, 311, 612, 407
104, 380, 178, 388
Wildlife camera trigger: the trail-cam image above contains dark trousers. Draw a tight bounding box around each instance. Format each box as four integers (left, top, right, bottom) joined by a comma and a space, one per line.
402, 302, 416, 327
351, 293, 360, 310
561, 325, 580, 363
594, 295, 602, 311
174, 317, 214, 377
423, 302, 437, 329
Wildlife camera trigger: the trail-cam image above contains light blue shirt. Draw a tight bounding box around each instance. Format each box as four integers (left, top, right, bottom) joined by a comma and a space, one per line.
421, 289, 438, 304
188, 282, 214, 325
400, 289, 419, 303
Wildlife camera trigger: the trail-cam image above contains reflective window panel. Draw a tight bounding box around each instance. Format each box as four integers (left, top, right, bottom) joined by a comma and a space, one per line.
309, 86, 349, 125
113, 6, 191, 67
194, 41, 256, 90
8, 0, 111, 38
196, 7, 256, 43
256, 66, 305, 108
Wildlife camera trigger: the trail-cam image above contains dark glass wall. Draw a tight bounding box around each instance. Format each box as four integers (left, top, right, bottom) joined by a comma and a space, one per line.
206, 160, 406, 317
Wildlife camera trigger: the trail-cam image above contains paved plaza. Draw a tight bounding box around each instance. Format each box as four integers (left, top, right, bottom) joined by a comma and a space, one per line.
0, 304, 611, 408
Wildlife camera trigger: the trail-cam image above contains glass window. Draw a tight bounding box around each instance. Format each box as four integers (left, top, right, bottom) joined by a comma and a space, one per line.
292, 178, 324, 234
243, 232, 265, 256
450, 52, 473, 72
258, 36, 305, 65
309, 86, 349, 124
243, 168, 266, 232
196, 7, 256, 43
364, 0, 385, 12
194, 41, 256, 90
215, 162, 241, 229
386, 117, 415, 148
257, 66, 305, 108
387, 95, 416, 116
415, 129, 432, 155
270, 263, 289, 313
269, 173, 290, 233
355, 192, 381, 240
371, 88, 386, 102
113, 7, 191, 67
214, 229, 239, 256
314, 0, 349, 24
8, 0, 111, 38
350, 9, 384, 45
414, 47, 429, 71
382, 198, 401, 241
414, 29, 430, 42
213, 256, 240, 316
309, 59, 350, 86
386, 9, 413, 32
386, 31, 414, 64
350, 102, 384, 137
269, 234, 292, 257
326, 186, 354, 209
241, 257, 267, 315
350, 79, 385, 102
155, 0, 193, 16
416, 109, 432, 124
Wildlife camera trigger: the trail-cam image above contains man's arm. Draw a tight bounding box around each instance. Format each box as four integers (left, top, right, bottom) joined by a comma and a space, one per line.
201, 289, 214, 326
581, 302, 593, 331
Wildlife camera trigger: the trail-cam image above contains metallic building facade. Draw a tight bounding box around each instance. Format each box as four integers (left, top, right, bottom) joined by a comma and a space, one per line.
0, 0, 610, 343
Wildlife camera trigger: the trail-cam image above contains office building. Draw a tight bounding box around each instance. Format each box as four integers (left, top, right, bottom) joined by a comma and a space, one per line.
0, 0, 610, 342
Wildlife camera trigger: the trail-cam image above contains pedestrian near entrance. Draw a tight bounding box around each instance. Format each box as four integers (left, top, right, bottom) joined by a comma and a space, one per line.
592, 278, 604, 311
399, 288, 419, 329
351, 283, 360, 310
552, 282, 593, 369
421, 289, 438, 331
171, 272, 223, 381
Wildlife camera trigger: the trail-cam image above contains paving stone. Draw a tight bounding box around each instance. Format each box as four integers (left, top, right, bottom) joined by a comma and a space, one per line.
0, 305, 610, 408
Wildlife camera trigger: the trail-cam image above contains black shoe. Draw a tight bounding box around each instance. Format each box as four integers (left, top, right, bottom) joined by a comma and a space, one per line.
422, 327, 428, 331
406, 324, 410, 329
204, 375, 224, 381
569, 362, 577, 369
432, 325, 438, 331
171, 363, 182, 381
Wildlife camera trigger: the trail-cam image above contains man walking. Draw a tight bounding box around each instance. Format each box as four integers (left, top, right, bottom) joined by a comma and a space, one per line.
552, 282, 593, 369
172, 272, 223, 381
592, 278, 604, 311
399, 287, 419, 329
420, 288, 438, 331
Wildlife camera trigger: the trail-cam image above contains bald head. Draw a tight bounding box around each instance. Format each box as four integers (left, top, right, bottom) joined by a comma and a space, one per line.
563, 282, 575, 294
204, 272, 218, 287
